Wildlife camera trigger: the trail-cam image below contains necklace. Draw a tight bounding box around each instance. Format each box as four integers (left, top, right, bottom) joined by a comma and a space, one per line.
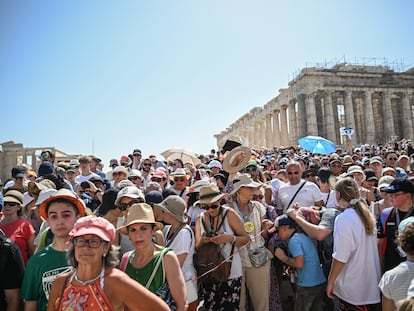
74, 268, 102, 286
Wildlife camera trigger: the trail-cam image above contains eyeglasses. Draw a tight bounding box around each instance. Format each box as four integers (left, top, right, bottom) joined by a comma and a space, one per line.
133, 153, 141, 157
128, 177, 139, 181
330, 164, 342, 168
117, 200, 140, 211
112, 172, 124, 177
305, 174, 315, 178
174, 178, 186, 182
73, 237, 105, 248
4, 202, 18, 207
287, 171, 300, 175
244, 167, 257, 173
142, 163, 151, 167
152, 178, 163, 182
387, 158, 398, 161
252, 195, 264, 200
200, 204, 220, 210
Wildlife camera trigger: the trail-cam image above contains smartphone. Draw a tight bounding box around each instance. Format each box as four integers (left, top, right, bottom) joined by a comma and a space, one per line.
80, 181, 90, 189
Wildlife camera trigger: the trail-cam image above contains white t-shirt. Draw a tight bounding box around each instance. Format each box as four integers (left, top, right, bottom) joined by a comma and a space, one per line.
277, 180, 323, 211
333, 208, 381, 305
165, 224, 196, 282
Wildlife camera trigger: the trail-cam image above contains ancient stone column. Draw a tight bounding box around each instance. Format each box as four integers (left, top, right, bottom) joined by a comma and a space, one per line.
344, 90, 356, 137
288, 100, 298, 144
382, 91, 395, 140
306, 93, 318, 135
265, 114, 272, 148
273, 110, 281, 147
297, 95, 307, 138
248, 127, 255, 149
254, 122, 260, 148
280, 106, 289, 146
364, 90, 376, 144
259, 119, 266, 148
324, 91, 336, 143
402, 92, 413, 140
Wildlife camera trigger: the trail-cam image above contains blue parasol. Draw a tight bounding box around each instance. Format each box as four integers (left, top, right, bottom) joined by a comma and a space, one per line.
298, 135, 336, 155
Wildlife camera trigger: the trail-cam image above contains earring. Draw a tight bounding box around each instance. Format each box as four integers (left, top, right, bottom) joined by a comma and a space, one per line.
103, 254, 107, 258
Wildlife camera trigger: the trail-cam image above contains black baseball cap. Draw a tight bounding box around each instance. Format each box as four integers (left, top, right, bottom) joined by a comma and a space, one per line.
381, 178, 414, 194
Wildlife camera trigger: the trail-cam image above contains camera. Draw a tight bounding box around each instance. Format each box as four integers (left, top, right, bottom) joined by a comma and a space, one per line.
80, 181, 90, 189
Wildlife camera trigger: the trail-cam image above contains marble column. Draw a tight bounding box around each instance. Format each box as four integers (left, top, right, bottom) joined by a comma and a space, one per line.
364, 90, 376, 144
402, 92, 413, 140
259, 119, 266, 148
306, 93, 318, 135
254, 122, 260, 148
273, 110, 281, 147
248, 127, 255, 149
288, 100, 298, 144
324, 91, 336, 143
280, 106, 289, 146
266, 114, 273, 148
297, 95, 307, 138
344, 90, 356, 138
382, 91, 395, 140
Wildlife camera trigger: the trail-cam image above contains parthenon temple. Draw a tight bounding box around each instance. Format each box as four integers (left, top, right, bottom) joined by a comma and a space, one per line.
215, 60, 414, 150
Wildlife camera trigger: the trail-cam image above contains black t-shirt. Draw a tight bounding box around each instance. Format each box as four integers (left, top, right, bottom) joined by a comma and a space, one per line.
0, 233, 25, 310
377, 207, 414, 272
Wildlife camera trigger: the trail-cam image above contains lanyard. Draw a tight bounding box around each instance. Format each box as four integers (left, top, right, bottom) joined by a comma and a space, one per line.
234, 200, 252, 223
396, 206, 413, 227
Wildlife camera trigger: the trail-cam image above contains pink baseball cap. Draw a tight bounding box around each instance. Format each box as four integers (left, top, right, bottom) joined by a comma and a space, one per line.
70, 215, 116, 242
151, 171, 167, 179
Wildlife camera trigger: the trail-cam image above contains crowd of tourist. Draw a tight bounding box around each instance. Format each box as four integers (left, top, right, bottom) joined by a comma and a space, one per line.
1, 139, 414, 311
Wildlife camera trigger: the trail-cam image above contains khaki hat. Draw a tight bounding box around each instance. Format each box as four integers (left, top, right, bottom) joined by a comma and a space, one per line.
39, 189, 86, 220
222, 146, 251, 174
154, 195, 187, 223
3, 190, 24, 206
194, 183, 228, 205
28, 179, 56, 197
229, 173, 262, 195
169, 168, 191, 181
118, 203, 163, 235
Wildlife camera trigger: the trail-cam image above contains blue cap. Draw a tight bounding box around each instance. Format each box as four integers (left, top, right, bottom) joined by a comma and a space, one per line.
38, 162, 55, 177
275, 215, 296, 227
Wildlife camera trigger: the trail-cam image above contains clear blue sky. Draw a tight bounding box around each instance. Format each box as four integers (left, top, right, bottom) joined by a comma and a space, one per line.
1, 1, 413, 167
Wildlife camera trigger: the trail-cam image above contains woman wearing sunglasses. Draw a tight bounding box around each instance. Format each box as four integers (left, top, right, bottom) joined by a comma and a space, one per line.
194, 183, 249, 311
229, 174, 273, 311
47, 215, 170, 311
0, 190, 35, 266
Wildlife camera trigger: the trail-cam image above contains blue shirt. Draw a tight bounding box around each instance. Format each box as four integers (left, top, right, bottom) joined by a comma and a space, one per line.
288, 232, 326, 287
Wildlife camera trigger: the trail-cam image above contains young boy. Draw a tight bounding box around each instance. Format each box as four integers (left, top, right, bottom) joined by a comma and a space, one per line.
20, 189, 85, 311
274, 215, 326, 311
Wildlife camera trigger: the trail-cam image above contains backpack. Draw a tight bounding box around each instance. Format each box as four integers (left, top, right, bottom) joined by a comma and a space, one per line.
193, 208, 235, 284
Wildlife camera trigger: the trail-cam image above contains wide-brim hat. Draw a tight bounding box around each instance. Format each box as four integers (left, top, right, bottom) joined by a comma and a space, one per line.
187, 179, 211, 196
154, 195, 188, 223
39, 188, 86, 220
194, 183, 228, 205
118, 203, 163, 235
222, 146, 251, 174
28, 179, 56, 197
169, 168, 191, 181
3, 190, 24, 206
229, 173, 262, 195
114, 186, 145, 206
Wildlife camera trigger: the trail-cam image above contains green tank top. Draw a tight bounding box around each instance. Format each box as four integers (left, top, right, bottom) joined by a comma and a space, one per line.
125, 247, 171, 293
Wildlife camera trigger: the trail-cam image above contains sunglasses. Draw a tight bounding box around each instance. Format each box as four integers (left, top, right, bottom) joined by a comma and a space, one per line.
128, 177, 139, 181
387, 158, 398, 161
112, 172, 125, 176
117, 200, 140, 211
330, 164, 342, 168
200, 204, 220, 210
4, 202, 18, 207
244, 167, 257, 173
152, 178, 163, 182
252, 195, 264, 200
287, 171, 300, 175
305, 174, 315, 178
142, 163, 152, 167
73, 237, 105, 248
174, 178, 186, 182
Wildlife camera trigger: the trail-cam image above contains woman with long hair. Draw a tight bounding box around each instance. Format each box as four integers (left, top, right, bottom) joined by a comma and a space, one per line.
326, 177, 381, 310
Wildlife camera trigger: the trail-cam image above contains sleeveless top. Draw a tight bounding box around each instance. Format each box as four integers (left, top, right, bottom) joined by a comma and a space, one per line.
124, 247, 171, 293
54, 267, 114, 311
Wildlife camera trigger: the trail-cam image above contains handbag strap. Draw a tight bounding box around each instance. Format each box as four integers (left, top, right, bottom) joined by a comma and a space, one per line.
145, 248, 169, 288
286, 181, 306, 210
165, 224, 185, 247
